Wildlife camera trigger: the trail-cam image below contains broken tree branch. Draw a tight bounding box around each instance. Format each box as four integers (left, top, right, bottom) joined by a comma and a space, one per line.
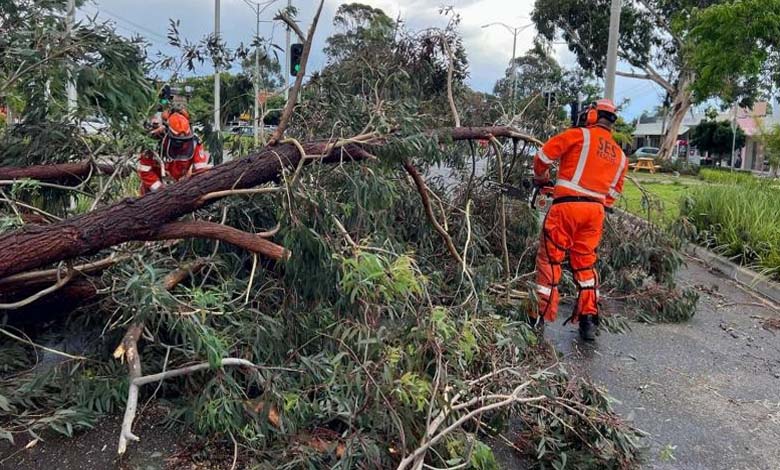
402, 159, 464, 266
0, 267, 73, 310
116, 259, 206, 455
270, 0, 324, 144
0, 161, 117, 183
0, 126, 537, 278
274, 10, 305, 42
145, 221, 290, 261
441, 33, 461, 128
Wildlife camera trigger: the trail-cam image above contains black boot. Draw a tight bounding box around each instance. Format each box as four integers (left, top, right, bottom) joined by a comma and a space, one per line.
527, 315, 545, 334
578, 315, 598, 341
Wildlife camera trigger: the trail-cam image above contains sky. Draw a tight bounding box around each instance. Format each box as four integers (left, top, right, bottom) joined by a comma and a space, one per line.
78, 0, 667, 120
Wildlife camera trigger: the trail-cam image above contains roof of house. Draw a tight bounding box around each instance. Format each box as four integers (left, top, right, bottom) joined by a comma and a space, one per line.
633, 102, 780, 138
634, 121, 691, 137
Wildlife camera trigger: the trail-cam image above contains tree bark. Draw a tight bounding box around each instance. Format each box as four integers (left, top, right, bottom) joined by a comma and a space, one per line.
0, 127, 536, 279
147, 221, 289, 261
658, 74, 694, 160
0, 161, 116, 183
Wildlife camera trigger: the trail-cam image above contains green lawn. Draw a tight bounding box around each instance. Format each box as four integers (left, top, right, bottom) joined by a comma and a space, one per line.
618, 173, 703, 225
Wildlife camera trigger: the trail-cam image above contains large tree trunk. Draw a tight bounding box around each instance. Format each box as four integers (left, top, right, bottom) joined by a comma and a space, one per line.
658, 73, 694, 160
0, 127, 535, 279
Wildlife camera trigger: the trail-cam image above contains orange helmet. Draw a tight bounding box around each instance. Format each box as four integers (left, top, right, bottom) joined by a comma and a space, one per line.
595, 99, 617, 116
168, 112, 191, 136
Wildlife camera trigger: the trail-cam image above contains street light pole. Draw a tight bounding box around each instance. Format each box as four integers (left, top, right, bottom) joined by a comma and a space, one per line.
604, 0, 622, 101
243, 0, 276, 147
66, 0, 77, 117
214, 0, 221, 134
510, 29, 518, 116
482, 22, 533, 117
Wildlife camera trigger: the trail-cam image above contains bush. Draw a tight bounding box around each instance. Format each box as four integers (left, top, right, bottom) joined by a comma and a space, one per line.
681, 182, 780, 277
699, 167, 756, 185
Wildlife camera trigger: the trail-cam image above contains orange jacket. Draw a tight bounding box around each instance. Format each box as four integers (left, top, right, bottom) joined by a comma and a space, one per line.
137, 142, 211, 194
534, 125, 627, 207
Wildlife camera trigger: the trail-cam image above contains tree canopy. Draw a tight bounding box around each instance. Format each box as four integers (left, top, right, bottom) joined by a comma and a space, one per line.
688, 0, 780, 106
690, 118, 746, 162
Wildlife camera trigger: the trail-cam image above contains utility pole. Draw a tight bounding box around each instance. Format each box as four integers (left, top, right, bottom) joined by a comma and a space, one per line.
731, 103, 738, 171
604, 0, 622, 101
284, 0, 291, 101
66, 0, 77, 117
214, 0, 221, 134
482, 22, 533, 117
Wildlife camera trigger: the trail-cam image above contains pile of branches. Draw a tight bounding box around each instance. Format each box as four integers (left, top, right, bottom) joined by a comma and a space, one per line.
0, 2, 697, 469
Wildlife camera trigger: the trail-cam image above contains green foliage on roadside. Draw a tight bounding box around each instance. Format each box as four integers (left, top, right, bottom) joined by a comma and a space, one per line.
682, 181, 780, 278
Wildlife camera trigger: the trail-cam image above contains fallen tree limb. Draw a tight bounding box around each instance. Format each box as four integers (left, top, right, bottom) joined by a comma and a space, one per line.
0, 254, 129, 292
270, 0, 324, 144
0, 161, 116, 183
119, 357, 264, 455
403, 159, 464, 266
145, 221, 289, 261
0, 268, 73, 310
115, 259, 206, 455
0, 126, 537, 279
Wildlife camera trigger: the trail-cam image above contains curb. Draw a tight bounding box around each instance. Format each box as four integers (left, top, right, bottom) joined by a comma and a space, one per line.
615, 209, 780, 304
682, 244, 780, 305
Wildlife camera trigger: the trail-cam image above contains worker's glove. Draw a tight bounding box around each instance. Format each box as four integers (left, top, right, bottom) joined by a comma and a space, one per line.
533, 176, 551, 188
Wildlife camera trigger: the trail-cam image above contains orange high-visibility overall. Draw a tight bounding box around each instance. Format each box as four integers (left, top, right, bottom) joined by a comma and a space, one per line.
532, 125, 627, 323
137, 142, 212, 194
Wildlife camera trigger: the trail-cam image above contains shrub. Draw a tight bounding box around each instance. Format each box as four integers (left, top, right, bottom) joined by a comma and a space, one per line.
698, 167, 757, 185
681, 182, 780, 277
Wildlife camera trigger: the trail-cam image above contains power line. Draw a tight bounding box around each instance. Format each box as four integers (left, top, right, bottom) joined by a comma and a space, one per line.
83, 5, 169, 42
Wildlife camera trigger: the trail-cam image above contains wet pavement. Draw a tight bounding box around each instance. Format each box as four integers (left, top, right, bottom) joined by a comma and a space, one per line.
546, 257, 780, 469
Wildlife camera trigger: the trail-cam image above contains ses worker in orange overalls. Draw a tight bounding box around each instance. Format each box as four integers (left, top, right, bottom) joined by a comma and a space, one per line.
530, 99, 628, 341
137, 108, 212, 194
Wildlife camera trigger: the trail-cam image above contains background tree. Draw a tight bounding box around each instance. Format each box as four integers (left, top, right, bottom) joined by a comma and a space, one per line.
0, 0, 152, 166
690, 119, 746, 166
757, 120, 780, 177
532, 0, 723, 160
688, 0, 780, 106
493, 44, 578, 138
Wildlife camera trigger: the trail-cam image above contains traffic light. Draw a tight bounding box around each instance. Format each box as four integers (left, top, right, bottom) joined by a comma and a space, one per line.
290, 43, 304, 77
159, 84, 172, 106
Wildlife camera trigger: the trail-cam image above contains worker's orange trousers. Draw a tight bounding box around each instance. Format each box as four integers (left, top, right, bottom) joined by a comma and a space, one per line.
532, 200, 604, 323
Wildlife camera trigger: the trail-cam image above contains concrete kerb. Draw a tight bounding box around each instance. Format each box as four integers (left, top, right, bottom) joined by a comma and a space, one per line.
614, 209, 780, 305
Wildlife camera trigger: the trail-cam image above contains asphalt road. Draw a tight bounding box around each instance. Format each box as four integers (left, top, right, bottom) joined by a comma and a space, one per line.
546, 257, 780, 469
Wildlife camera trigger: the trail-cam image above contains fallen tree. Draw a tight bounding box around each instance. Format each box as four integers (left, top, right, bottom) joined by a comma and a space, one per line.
0, 127, 536, 279
0, 160, 116, 183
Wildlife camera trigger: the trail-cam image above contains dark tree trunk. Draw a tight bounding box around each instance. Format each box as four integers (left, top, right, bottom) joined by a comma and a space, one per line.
0, 127, 536, 279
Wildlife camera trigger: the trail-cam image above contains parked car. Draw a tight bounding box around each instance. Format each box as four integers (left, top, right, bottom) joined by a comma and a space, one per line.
80, 116, 108, 135
632, 147, 659, 159
230, 126, 254, 136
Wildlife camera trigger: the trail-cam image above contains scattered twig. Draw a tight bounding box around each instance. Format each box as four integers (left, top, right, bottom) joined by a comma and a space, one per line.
489, 137, 511, 284
0, 325, 86, 361
0, 266, 73, 310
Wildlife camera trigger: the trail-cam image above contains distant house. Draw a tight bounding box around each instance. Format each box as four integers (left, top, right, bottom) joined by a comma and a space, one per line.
631, 102, 780, 170
732, 103, 780, 171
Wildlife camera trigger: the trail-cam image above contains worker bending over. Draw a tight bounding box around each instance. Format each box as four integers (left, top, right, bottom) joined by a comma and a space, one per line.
137, 107, 211, 194
530, 99, 628, 341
